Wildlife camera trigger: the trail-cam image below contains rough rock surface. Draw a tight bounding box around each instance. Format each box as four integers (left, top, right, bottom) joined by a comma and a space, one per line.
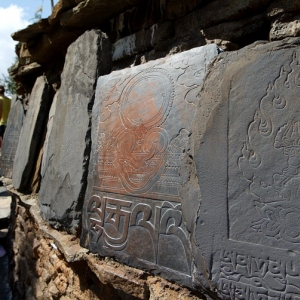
9, 191, 206, 300
23, 26, 85, 64
201, 14, 266, 43
267, 0, 300, 18
12, 76, 51, 191
7, 0, 300, 299
0, 98, 24, 178
81, 44, 220, 287
181, 0, 273, 31
194, 37, 300, 297
39, 30, 112, 234
48, 0, 84, 25
270, 13, 300, 40
60, 0, 144, 28
10, 0, 285, 95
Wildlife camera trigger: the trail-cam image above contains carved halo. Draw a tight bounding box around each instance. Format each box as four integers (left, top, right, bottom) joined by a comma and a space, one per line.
119, 68, 174, 130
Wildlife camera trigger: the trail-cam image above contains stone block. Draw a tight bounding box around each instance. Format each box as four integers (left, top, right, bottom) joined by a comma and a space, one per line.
0, 99, 24, 178
81, 44, 220, 287
270, 14, 300, 41
0, 195, 12, 220
164, 0, 204, 20
176, 0, 273, 35
17, 62, 42, 77
39, 30, 112, 234
267, 0, 300, 19
12, 76, 51, 190
26, 27, 85, 64
112, 22, 174, 62
201, 14, 266, 43
60, 0, 144, 28
11, 20, 49, 43
194, 38, 300, 297
48, 0, 84, 25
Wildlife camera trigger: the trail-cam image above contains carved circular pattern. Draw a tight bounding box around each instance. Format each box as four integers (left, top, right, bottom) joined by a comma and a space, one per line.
120, 69, 174, 129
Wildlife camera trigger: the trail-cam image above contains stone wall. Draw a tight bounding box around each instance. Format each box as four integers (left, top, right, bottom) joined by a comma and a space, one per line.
9, 188, 206, 300
3, 0, 300, 299
10, 0, 300, 94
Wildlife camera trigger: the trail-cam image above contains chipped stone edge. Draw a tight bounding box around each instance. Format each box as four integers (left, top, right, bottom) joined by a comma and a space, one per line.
6, 184, 208, 299
7, 185, 88, 263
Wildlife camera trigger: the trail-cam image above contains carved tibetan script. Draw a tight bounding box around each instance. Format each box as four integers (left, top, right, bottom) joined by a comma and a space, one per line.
83, 44, 219, 285
225, 51, 300, 299
196, 43, 300, 299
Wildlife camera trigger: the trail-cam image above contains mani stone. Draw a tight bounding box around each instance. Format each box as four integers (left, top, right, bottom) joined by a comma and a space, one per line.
81, 44, 220, 287
39, 30, 111, 234
12, 76, 51, 191
194, 37, 300, 297
0, 98, 24, 178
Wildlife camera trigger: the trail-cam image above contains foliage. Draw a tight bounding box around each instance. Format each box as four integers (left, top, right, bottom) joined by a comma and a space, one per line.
29, 6, 43, 23
0, 74, 17, 96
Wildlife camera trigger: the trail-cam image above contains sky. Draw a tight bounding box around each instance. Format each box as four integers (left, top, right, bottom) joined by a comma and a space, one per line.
0, 0, 58, 81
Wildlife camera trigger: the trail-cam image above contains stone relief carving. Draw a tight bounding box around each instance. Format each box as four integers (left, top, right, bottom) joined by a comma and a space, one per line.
87, 194, 191, 274
94, 67, 193, 202
89, 66, 192, 277
83, 44, 220, 285
238, 52, 300, 246
97, 69, 174, 195
218, 249, 300, 299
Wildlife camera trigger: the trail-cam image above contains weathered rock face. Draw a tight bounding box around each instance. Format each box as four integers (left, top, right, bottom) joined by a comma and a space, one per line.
9, 192, 206, 300
81, 44, 220, 287
0, 98, 24, 178
194, 37, 300, 297
270, 13, 300, 40
12, 76, 52, 191
7, 0, 300, 298
11, 0, 288, 95
59, 0, 144, 28
39, 30, 112, 234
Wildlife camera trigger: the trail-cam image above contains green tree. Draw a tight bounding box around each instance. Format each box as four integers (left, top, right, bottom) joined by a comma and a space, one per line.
29, 6, 43, 23
0, 74, 17, 96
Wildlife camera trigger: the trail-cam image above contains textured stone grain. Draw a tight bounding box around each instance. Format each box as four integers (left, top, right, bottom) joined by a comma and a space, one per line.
81, 43, 220, 288
12, 76, 51, 191
39, 30, 111, 234
0, 99, 24, 178
194, 37, 300, 297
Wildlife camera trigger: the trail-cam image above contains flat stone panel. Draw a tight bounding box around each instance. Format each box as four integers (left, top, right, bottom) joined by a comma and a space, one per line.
0, 98, 24, 178
39, 30, 111, 234
194, 38, 300, 298
81, 44, 220, 287
41, 92, 58, 177
12, 76, 51, 190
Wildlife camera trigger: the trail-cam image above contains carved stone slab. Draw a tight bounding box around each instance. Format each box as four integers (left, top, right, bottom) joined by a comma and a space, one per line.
39, 30, 111, 234
0, 98, 24, 178
194, 38, 300, 298
81, 44, 220, 287
12, 76, 51, 190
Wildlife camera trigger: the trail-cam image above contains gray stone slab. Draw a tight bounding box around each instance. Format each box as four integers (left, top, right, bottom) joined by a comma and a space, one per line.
81, 44, 220, 287
39, 30, 112, 234
0, 196, 12, 220
194, 38, 300, 297
12, 76, 51, 190
0, 99, 24, 178
41, 92, 58, 177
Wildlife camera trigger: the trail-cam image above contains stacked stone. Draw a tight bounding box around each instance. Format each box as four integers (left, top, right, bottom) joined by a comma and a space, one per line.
0, 97, 24, 178
9, 0, 300, 94
10, 194, 205, 299
5, 0, 300, 299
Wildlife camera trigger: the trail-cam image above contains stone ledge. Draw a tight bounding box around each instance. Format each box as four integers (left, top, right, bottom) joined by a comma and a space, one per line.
7, 185, 207, 299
